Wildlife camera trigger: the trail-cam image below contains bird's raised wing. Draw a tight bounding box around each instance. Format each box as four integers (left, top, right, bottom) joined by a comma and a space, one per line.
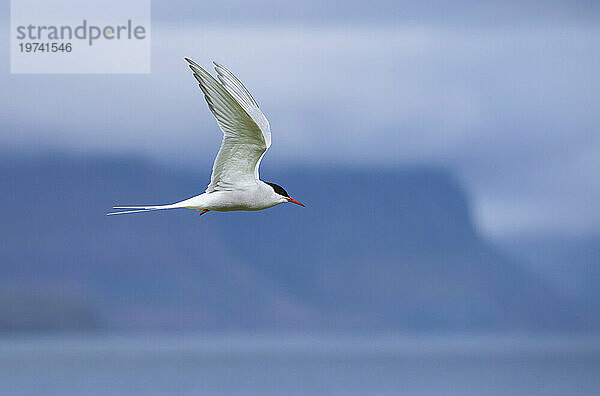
185, 58, 271, 192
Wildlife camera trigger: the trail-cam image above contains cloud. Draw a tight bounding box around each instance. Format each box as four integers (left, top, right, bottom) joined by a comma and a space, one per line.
148, 0, 600, 26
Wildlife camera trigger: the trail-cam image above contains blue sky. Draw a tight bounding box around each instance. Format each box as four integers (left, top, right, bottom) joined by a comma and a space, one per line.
1, 1, 599, 238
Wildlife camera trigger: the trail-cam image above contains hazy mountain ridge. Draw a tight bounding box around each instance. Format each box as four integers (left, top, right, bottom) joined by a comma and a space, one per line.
499, 235, 600, 313
0, 155, 596, 332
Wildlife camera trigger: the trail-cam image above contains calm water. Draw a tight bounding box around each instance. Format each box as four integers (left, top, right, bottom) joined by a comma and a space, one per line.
1, 335, 599, 395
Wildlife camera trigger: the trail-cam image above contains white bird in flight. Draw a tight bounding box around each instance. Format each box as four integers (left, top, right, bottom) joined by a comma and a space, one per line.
108, 58, 304, 216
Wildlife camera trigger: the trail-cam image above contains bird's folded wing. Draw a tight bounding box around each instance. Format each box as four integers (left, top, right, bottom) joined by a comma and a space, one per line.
185, 58, 271, 192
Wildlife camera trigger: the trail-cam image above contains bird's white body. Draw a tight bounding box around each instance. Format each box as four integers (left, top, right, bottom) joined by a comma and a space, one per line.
108, 59, 303, 216
177, 182, 288, 212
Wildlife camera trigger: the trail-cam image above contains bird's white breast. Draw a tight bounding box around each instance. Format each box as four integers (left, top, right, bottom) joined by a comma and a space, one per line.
183, 182, 281, 212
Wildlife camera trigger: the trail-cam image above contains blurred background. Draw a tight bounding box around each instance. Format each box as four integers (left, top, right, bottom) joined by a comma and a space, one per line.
1, 0, 599, 395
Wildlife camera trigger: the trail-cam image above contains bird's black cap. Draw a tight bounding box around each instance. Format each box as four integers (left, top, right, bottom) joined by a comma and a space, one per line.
265, 182, 290, 198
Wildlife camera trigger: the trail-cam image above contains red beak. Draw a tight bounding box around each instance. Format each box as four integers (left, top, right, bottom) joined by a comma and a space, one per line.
287, 197, 305, 207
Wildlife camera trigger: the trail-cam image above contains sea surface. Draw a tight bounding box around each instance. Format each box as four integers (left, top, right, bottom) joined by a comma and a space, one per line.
1, 335, 599, 395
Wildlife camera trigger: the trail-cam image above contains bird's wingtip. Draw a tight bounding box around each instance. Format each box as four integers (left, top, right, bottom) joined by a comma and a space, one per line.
184, 57, 200, 67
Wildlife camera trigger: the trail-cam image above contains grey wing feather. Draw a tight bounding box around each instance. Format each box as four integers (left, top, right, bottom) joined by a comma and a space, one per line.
185, 58, 271, 192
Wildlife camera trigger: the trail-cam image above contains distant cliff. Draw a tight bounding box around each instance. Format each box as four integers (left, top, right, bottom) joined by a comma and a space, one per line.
0, 289, 102, 332
0, 155, 595, 332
